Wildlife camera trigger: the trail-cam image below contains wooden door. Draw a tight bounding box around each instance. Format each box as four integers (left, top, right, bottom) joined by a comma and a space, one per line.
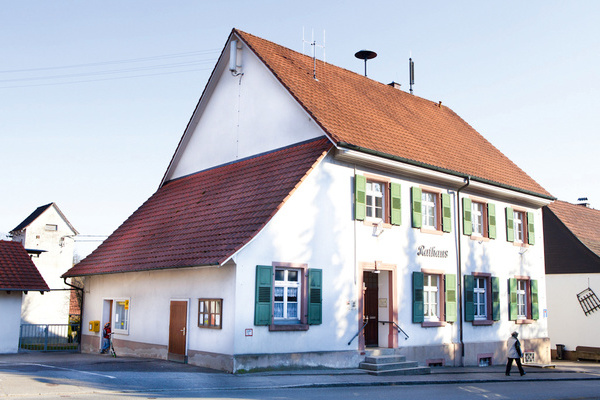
363, 271, 379, 347
168, 301, 188, 362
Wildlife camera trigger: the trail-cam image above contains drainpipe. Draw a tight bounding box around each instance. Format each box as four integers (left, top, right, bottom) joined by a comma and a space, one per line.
455, 176, 470, 365
64, 277, 84, 350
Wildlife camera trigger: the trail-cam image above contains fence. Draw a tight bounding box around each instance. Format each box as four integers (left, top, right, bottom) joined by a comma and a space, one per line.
19, 324, 80, 352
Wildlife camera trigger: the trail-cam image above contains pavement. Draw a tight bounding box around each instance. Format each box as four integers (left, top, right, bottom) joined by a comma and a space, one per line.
1, 351, 600, 393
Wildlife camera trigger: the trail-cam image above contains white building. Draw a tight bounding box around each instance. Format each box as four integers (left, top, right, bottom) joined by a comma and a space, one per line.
11, 203, 78, 324
0, 240, 49, 353
64, 29, 554, 372
544, 200, 600, 359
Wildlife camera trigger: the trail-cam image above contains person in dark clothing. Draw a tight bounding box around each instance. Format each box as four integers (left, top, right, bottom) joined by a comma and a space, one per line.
505, 331, 526, 376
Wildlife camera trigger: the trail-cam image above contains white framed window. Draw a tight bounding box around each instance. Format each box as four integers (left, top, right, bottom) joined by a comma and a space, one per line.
517, 280, 527, 319
514, 211, 525, 243
471, 202, 485, 236
424, 274, 439, 321
45, 224, 58, 231
274, 268, 301, 323
422, 192, 438, 229
113, 299, 130, 333
366, 180, 385, 220
474, 277, 487, 320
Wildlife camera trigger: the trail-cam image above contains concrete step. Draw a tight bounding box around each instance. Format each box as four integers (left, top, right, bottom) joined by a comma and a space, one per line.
366, 366, 431, 376
364, 348, 398, 357
364, 355, 407, 364
359, 360, 419, 371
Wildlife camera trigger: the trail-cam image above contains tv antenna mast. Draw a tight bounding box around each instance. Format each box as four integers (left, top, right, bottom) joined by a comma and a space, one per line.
303, 28, 326, 80
354, 50, 377, 77
409, 57, 415, 94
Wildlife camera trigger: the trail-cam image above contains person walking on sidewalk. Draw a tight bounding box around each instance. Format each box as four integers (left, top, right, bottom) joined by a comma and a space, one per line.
100, 323, 111, 354
505, 331, 525, 376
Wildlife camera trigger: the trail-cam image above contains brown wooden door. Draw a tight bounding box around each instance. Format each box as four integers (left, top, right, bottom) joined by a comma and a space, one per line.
363, 271, 379, 347
168, 301, 188, 362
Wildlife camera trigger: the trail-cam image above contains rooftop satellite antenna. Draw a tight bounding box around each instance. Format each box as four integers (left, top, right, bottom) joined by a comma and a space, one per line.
354, 50, 377, 77
409, 57, 415, 94
303, 28, 326, 80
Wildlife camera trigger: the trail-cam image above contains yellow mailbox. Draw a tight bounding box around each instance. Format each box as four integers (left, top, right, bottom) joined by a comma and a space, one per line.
89, 320, 100, 332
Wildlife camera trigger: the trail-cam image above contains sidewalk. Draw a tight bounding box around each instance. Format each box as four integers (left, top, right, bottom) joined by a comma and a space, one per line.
1, 352, 600, 391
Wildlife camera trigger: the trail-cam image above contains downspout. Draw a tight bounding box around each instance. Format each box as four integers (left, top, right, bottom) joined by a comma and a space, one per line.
455, 176, 470, 365
64, 277, 84, 351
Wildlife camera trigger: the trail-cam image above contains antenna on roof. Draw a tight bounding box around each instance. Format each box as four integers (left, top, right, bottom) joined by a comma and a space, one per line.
302, 28, 326, 80
354, 50, 377, 77
409, 57, 415, 94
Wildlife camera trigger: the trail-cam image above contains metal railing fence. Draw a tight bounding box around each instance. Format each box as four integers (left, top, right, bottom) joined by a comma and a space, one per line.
19, 324, 80, 352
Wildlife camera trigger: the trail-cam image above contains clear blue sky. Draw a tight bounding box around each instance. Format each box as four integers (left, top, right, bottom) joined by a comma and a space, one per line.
2, 1, 598, 258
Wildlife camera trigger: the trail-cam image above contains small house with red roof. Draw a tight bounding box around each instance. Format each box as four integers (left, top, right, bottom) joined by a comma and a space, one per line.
10, 202, 78, 325
544, 200, 600, 359
0, 240, 49, 353
64, 29, 554, 372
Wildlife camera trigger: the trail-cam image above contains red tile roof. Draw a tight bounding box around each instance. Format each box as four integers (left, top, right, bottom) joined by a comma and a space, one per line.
0, 240, 50, 291
234, 29, 552, 198
63, 138, 331, 277
547, 200, 600, 258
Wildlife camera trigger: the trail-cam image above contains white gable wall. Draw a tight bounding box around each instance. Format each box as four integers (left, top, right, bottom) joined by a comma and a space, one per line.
16, 205, 76, 324
166, 37, 324, 181
0, 292, 22, 353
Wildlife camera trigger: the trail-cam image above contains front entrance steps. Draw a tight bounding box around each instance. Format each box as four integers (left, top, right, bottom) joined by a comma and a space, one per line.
359, 348, 431, 376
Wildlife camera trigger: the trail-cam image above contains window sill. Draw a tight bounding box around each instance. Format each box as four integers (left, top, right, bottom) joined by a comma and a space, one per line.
472, 319, 494, 326
421, 321, 447, 328
269, 324, 309, 332
420, 228, 444, 236
470, 235, 489, 242
514, 319, 534, 325
363, 220, 392, 229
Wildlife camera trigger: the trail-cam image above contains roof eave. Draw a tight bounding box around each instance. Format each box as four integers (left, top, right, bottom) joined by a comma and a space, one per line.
336, 143, 555, 207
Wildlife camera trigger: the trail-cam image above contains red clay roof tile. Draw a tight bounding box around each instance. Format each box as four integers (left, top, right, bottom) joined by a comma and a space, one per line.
63, 138, 331, 277
547, 200, 600, 257
0, 240, 50, 291
235, 29, 551, 198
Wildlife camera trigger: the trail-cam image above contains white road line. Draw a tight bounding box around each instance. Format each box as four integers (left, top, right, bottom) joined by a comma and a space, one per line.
10, 363, 116, 379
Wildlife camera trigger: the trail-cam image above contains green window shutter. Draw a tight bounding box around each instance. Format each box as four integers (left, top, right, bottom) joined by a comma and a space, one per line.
412, 271, 424, 323
390, 182, 402, 226
488, 203, 497, 239
527, 212, 535, 245
442, 193, 452, 233
530, 279, 539, 320
445, 274, 457, 322
464, 275, 474, 322
491, 277, 500, 321
308, 268, 323, 325
411, 187, 422, 228
506, 207, 514, 242
463, 197, 472, 236
508, 278, 517, 321
254, 265, 273, 326
355, 174, 366, 221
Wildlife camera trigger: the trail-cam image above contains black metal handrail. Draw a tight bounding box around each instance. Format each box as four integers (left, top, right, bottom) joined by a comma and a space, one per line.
379, 320, 409, 340
347, 319, 369, 345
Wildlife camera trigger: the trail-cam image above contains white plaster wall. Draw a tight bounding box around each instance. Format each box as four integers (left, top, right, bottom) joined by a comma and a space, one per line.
230, 154, 549, 355
459, 198, 548, 345
167, 37, 324, 181
546, 273, 600, 350
0, 292, 22, 353
81, 264, 236, 355
19, 205, 76, 324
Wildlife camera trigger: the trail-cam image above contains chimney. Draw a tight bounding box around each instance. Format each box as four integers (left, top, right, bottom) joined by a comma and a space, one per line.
388, 81, 401, 90
577, 197, 590, 207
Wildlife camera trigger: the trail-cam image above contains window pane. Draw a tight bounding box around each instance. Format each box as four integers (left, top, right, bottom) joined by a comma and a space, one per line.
275, 270, 284, 281
287, 287, 298, 302
288, 270, 298, 281
199, 302, 204, 312
274, 303, 284, 318
287, 303, 297, 318
215, 315, 220, 327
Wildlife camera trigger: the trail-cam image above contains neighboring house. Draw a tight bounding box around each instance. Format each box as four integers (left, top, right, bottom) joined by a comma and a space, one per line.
544, 200, 600, 358
10, 203, 78, 324
0, 240, 49, 353
63, 29, 554, 372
